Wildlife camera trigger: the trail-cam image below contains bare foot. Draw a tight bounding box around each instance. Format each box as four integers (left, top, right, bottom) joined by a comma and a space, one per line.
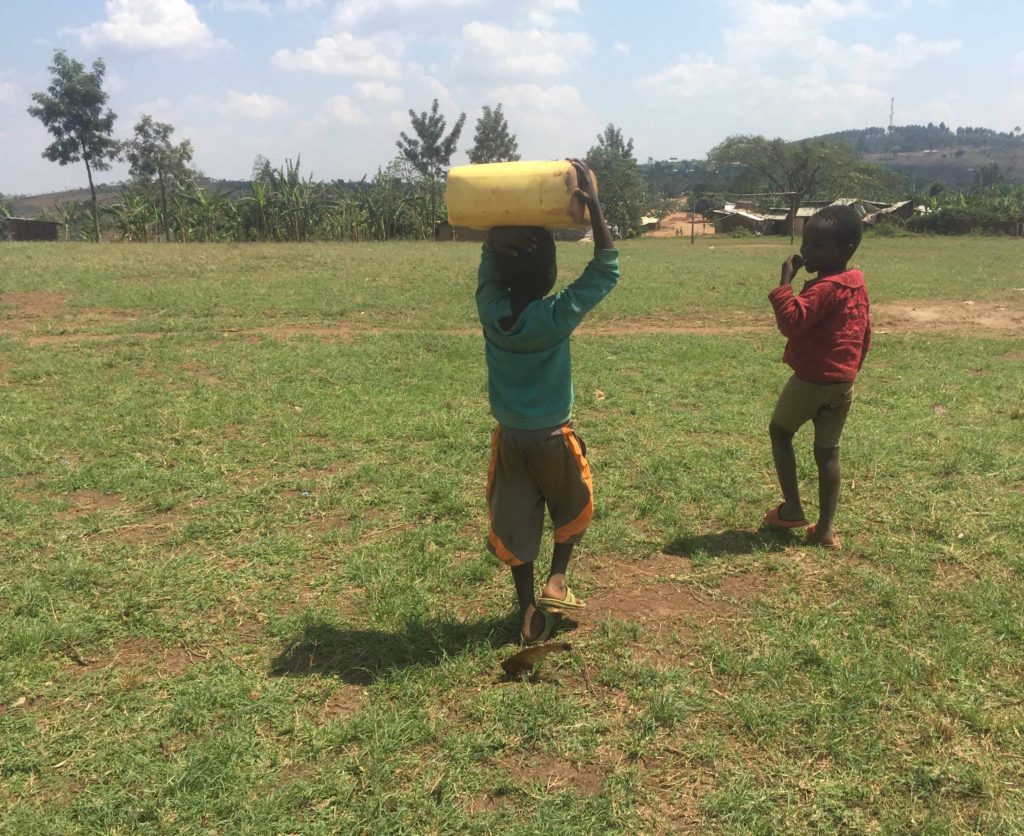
778, 502, 806, 522
806, 524, 841, 549
540, 579, 567, 602
520, 606, 549, 642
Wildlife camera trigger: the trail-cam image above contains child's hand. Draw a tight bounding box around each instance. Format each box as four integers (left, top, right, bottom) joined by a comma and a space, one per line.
568, 158, 614, 250
487, 226, 538, 257
780, 254, 804, 285
568, 158, 599, 210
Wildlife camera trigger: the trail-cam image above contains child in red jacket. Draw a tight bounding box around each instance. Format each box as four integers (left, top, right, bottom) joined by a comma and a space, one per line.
763, 205, 871, 549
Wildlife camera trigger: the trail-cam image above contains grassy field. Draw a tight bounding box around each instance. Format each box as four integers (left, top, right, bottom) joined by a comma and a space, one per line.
1, 236, 1023, 834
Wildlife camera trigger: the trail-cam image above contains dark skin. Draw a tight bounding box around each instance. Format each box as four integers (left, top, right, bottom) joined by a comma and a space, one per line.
770, 218, 856, 548
490, 159, 613, 641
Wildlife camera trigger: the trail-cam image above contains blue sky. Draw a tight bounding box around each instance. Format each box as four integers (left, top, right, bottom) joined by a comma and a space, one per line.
2, 0, 1022, 195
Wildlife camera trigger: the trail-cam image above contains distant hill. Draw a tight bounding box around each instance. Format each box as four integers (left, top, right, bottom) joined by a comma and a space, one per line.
6, 175, 374, 219
7, 177, 254, 218
811, 125, 1024, 187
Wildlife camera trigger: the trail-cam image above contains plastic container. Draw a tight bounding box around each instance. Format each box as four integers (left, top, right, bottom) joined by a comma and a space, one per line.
445, 160, 596, 229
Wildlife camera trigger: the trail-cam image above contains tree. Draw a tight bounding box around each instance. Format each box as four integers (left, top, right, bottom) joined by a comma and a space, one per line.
396, 99, 466, 229
124, 115, 196, 242
707, 135, 901, 227
585, 124, 646, 237
467, 104, 520, 164
28, 50, 119, 242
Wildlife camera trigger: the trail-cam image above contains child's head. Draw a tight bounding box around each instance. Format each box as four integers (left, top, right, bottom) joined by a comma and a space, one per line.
801, 205, 862, 275
493, 226, 557, 311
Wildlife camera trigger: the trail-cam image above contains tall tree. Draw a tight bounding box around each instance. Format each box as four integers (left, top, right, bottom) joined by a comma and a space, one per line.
707, 135, 900, 219
467, 104, 520, 164
124, 115, 196, 242
28, 50, 119, 242
396, 99, 466, 229
585, 124, 646, 237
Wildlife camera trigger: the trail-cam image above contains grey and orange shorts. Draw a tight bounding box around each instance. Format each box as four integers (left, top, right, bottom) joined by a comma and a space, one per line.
771, 374, 855, 448
485, 421, 593, 567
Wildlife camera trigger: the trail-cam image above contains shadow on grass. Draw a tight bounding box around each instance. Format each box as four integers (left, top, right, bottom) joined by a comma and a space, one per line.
664, 527, 795, 559
270, 614, 529, 685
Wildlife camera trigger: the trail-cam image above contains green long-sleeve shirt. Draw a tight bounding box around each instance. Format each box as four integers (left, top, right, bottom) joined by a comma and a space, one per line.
476, 243, 620, 430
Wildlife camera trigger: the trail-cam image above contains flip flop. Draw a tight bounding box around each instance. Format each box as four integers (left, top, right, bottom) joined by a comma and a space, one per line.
763, 504, 809, 529
806, 524, 842, 550
521, 609, 555, 646
537, 586, 586, 611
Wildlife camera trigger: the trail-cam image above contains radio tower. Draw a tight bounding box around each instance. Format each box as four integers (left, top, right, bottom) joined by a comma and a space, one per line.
888, 97, 894, 133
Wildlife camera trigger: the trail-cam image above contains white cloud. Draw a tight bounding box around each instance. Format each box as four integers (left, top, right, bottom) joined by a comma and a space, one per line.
223, 91, 288, 119
320, 94, 368, 124
332, 0, 479, 28
130, 96, 179, 123
639, 55, 730, 98
613, 42, 630, 55
480, 83, 595, 161
355, 81, 403, 102
272, 32, 404, 77
282, 0, 323, 8
214, 0, 272, 14
73, 0, 221, 51
846, 33, 960, 81
461, 22, 594, 76
644, 0, 961, 114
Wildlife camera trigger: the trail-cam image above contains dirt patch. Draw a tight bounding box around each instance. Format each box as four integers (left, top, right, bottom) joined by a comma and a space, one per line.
24, 332, 164, 347
73, 637, 198, 678
580, 314, 767, 337
316, 684, 367, 721
493, 752, 606, 796
105, 509, 188, 546
182, 362, 221, 385
0, 296, 165, 345
0, 291, 70, 319
298, 462, 348, 480
220, 322, 373, 343
874, 300, 1024, 335
77, 307, 148, 323
573, 303, 1020, 338
577, 553, 782, 654
306, 512, 349, 533
55, 490, 126, 521
999, 351, 1024, 362
645, 214, 716, 239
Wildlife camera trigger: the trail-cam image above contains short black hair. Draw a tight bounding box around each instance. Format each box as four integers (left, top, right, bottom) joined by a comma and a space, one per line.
808, 205, 863, 252
494, 227, 557, 307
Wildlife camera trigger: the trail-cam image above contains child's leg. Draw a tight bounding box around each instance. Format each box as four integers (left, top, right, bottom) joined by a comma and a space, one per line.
536, 425, 591, 605
769, 420, 805, 521
808, 385, 853, 546
811, 445, 841, 544
541, 542, 574, 601
511, 562, 547, 641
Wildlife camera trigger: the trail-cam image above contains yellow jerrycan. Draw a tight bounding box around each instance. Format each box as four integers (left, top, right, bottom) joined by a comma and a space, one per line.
445, 160, 596, 229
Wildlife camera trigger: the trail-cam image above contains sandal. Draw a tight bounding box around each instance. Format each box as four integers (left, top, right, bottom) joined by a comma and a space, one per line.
763, 504, 809, 529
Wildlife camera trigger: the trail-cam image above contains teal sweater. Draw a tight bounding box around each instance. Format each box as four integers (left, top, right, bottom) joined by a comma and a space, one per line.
476, 243, 620, 430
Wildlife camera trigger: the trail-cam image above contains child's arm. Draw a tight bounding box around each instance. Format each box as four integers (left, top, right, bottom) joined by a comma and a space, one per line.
858, 312, 872, 369
569, 159, 613, 252
769, 272, 835, 336
475, 239, 509, 322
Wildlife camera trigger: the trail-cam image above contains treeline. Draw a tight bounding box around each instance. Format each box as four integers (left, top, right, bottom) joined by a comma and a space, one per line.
814, 124, 1024, 155
59, 158, 441, 243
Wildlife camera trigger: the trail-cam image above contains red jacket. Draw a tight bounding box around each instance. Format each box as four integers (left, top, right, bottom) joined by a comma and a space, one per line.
768, 268, 871, 383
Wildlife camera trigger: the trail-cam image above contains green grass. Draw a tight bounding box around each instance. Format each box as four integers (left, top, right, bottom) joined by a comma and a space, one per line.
1, 235, 1023, 833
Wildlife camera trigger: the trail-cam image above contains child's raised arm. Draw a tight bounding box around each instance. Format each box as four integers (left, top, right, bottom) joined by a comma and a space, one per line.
568, 159, 613, 252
